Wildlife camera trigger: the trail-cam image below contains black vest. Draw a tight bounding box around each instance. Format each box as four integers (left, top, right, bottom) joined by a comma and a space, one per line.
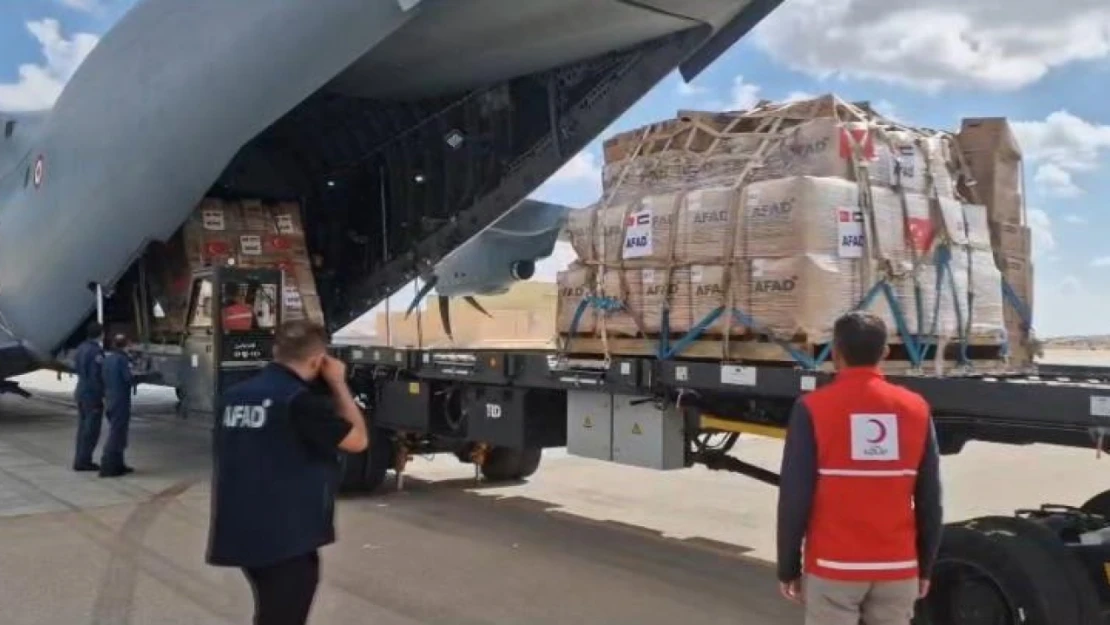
206, 364, 340, 568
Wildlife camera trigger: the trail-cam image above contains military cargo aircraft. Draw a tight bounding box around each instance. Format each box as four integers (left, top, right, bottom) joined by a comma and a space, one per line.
0, 0, 782, 385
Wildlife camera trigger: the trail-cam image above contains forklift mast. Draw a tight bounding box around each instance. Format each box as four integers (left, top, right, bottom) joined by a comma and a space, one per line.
178, 265, 285, 416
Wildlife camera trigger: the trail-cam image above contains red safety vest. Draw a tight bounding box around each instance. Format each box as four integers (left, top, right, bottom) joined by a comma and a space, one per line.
223, 303, 254, 332
802, 367, 930, 582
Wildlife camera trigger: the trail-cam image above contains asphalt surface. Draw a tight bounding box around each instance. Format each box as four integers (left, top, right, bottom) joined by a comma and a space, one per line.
0, 375, 799, 625
5, 361, 1110, 625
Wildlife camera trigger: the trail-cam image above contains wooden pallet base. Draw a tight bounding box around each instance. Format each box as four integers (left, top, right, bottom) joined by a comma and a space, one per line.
559, 336, 1011, 374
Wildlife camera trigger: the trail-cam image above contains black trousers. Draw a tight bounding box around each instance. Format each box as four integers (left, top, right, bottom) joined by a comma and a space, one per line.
242, 551, 320, 625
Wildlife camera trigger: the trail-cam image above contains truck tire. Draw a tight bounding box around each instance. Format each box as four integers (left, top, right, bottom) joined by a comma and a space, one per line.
1080, 489, 1110, 517
917, 524, 1075, 625
481, 447, 542, 482
965, 515, 1102, 625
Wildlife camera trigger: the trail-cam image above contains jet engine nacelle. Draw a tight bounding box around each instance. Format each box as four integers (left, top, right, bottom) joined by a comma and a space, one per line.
510, 259, 536, 281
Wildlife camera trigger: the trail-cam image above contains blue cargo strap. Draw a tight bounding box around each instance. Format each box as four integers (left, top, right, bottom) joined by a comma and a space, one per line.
810, 279, 925, 370
1001, 279, 1032, 331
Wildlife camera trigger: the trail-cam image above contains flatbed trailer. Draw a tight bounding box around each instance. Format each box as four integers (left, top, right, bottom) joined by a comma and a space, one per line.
129, 264, 1110, 624
333, 343, 1110, 624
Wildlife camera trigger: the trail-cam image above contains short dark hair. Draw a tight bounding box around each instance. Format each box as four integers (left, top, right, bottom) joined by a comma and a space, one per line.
86, 321, 103, 339
273, 320, 328, 363
113, 334, 129, 350
832, 311, 888, 367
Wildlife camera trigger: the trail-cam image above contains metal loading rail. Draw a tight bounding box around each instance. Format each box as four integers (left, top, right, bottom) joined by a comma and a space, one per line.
333, 344, 1110, 623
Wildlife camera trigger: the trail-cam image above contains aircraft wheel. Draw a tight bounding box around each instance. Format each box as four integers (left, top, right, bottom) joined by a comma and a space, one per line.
481, 447, 542, 482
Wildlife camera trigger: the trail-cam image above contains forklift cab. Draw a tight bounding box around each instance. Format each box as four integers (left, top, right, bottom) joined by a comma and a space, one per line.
179, 265, 284, 417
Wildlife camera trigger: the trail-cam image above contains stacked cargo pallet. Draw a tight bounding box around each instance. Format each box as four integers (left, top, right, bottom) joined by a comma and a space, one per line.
148, 197, 325, 336
556, 94, 1035, 370
956, 119, 1035, 364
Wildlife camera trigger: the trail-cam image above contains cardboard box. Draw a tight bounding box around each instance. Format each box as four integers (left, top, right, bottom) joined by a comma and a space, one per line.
997, 254, 1034, 313
556, 265, 596, 335
958, 117, 1025, 226
990, 221, 1032, 259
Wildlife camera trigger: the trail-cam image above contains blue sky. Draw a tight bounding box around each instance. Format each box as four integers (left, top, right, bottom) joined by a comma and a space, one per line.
2, 1, 1110, 337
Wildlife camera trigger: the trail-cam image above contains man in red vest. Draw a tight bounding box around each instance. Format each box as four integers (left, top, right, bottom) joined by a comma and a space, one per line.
776, 311, 943, 624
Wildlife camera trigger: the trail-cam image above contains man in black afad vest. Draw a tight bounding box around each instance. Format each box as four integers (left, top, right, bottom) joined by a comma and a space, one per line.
207, 320, 369, 625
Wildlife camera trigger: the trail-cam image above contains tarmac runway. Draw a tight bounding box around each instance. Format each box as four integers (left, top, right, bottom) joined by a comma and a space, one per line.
1, 365, 1109, 624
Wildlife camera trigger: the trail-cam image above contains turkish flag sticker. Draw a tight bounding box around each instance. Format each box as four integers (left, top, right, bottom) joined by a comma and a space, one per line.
269, 236, 291, 251
205, 240, 230, 256
907, 217, 935, 252
839, 127, 876, 160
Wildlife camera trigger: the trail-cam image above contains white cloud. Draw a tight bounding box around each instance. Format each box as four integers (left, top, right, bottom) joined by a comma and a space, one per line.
1091, 257, 1110, 267
752, 0, 1110, 92
0, 19, 99, 112
677, 80, 709, 97
1033, 162, 1083, 197
531, 150, 604, 208
728, 75, 763, 111
1013, 110, 1110, 196
547, 151, 601, 186
1064, 214, 1088, 225
57, 0, 104, 13
1027, 208, 1056, 257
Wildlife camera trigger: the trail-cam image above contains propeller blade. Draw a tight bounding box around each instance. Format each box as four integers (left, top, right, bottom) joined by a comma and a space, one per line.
437, 295, 453, 339
404, 277, 438, 318
463, 296, 493, 318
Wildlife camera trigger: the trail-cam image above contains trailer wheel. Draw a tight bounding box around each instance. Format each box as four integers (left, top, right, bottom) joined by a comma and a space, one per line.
362, 428, 394, 493
339, 450, 367, 493
339, 428, 394, 494
1079, 489, 1110, 517
965, 515, 1102, 625
481, 447, 542, 482
917, 524, 1075, 625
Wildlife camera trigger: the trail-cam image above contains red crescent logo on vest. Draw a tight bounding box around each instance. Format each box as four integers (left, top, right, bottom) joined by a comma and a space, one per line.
205, 240, 230, 256
270, 236, 291, 251
32, 155, 45, 188
867, 418, 888, 444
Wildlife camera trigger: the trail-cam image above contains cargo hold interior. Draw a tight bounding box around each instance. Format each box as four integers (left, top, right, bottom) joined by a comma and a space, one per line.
76, 29, 711, 350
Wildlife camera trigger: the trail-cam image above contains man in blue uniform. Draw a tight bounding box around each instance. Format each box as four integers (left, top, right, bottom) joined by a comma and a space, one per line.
72, 322, 106, 472
207, 320, 369, 625
100, 333, 135, 478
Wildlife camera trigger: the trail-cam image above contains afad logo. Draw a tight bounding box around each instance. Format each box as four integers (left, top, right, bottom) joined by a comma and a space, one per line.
838, 128, 876, 160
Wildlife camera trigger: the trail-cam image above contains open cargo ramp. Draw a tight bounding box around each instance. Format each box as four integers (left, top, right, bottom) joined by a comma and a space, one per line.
0, 0, 786, 373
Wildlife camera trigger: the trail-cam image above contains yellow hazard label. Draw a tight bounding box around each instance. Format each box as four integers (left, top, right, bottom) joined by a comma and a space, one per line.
632, 422, 643, 435
583, 416, 593, 429
408, 382, 420, 395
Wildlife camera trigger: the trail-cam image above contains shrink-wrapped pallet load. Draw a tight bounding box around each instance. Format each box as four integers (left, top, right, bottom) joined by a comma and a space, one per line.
558, 93, 1029, 368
